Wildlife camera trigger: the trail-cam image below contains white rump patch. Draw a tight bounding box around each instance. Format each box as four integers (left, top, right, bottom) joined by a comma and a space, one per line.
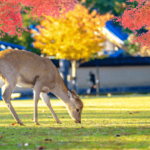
0, 78, 5, 87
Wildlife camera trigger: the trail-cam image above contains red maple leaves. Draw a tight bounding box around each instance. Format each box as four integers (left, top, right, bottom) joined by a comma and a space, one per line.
0, 0, 77, 36
116, 0, 150, 48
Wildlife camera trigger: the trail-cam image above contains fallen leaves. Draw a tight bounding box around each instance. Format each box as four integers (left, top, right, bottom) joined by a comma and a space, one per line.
37, 146, 45, 150
122, 132, 135, 136
44, 139, 52, 141
133, 111, 140, 113
129, 111, 140, 114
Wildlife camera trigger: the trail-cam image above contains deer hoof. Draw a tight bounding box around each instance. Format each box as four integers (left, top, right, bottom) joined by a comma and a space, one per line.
18, 122, 24, 126
35, 122, 40, 125
56, 121, 62, 124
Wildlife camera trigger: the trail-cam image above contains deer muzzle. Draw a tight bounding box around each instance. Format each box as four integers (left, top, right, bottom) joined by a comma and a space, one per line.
74, 120, 81, 123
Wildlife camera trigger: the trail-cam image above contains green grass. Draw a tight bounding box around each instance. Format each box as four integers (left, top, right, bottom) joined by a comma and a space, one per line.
0, 96, 150, 150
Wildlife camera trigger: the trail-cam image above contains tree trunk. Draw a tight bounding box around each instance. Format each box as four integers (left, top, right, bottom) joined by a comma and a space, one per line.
71, 60, 78, 92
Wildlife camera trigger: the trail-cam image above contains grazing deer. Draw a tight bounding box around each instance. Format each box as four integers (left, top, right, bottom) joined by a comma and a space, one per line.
0, 49, 83, 125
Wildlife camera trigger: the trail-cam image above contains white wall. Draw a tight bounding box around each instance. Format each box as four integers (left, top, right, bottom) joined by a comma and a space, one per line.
76, 66, 150, 88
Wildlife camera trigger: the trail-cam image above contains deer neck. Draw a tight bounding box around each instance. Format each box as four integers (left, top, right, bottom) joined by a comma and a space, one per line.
52, 80, 70, 104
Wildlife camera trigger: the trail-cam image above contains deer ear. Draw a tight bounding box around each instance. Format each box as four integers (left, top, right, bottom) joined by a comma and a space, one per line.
68, 90, 74, 102
71, 89, 77, 95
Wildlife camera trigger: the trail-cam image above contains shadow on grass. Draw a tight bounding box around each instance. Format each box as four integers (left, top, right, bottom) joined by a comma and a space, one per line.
0, 125, 150, 149
1, 108, 150, 122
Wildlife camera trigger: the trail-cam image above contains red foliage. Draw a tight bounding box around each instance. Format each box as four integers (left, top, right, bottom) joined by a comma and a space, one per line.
115, 0, 150, 47
0, 0, 77, 36
12, 122, 16, 125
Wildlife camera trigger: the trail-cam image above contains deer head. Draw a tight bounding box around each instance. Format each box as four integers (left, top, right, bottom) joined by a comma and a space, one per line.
67, 89, 83, 123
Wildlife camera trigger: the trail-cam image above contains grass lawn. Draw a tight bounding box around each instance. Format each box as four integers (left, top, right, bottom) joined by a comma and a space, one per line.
0, 96, 150, 150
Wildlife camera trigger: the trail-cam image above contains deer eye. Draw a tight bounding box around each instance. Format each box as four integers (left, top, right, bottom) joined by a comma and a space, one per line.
76, 109, 79, 112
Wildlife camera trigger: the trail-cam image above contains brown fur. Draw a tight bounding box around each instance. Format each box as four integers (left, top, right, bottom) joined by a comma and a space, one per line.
0, 49, 83, 125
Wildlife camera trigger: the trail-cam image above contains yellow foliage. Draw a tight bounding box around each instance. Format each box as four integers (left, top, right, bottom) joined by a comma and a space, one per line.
32, 4, 113, 61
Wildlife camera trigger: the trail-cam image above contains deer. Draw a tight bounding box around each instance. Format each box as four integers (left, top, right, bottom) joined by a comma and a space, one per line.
0, 49, 83, 125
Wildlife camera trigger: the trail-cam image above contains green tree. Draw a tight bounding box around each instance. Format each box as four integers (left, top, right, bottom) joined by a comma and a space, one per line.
80, 0, 127, 15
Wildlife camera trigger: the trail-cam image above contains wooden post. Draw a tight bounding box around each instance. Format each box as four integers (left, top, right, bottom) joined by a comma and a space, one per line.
0, 88, 2, 100
96, 66, 100, 96
71, 60, 77, 92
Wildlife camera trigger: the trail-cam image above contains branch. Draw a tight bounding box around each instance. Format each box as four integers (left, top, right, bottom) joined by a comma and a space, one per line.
87, 2, 96, 10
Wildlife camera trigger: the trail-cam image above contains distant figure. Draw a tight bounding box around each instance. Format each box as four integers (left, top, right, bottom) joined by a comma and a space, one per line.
87, 71, 96, 94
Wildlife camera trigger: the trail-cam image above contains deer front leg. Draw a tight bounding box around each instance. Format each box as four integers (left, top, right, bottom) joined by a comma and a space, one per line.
40, 92, 62, 124
2, 84, 24, 125
33, 84, 41, 125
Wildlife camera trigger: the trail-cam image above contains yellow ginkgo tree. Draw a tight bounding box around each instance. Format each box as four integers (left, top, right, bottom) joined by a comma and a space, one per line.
31, 4, 113, 89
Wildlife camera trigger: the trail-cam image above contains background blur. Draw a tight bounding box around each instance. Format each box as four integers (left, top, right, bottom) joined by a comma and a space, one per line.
0, 0, 150, 99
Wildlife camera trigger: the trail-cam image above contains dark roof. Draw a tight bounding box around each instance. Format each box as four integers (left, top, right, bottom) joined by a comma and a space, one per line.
79, 57, 150, 67
51, 57, 150, 68
0, 41, 26, 50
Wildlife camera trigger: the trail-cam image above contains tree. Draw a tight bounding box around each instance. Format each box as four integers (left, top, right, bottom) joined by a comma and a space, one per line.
116, 0, 150, 48
0, 13, 41, 55
0, 0, 77, 36
124, 34, 150, 57
31, 4, 113, 90
32, 4, 113, 60
80, 0, 127, 15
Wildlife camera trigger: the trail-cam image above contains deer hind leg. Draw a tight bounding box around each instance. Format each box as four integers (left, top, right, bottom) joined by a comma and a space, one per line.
33, 82, 42, 125
2, 79, 24, 125
40, 92, 62, 124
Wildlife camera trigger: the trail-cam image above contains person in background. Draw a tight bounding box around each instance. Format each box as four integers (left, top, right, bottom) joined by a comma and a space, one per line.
87, 71, 96, 94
